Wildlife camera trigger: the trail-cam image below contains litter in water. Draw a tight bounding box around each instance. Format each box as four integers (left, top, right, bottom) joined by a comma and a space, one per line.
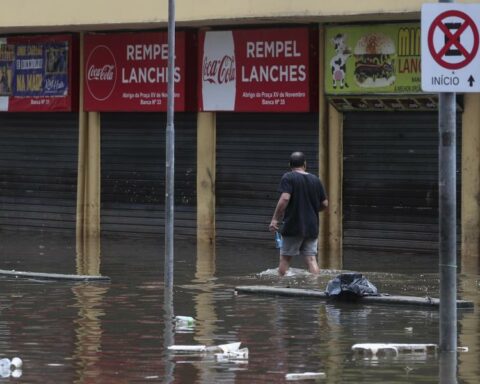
352, 343, 437, 356
168, 341, 243, 354
285, 372, 326, 380
215, 346, 249, 362
174, 315, 196, 331
0, 357, 23, 378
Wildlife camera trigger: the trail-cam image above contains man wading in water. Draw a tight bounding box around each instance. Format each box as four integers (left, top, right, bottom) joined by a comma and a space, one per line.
269, 152, 328, 276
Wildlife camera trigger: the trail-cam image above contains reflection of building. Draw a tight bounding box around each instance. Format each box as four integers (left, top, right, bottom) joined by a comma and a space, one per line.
0, 1, 478, 273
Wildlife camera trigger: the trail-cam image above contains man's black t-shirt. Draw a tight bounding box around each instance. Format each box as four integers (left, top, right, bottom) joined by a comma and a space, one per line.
278, 171, 327, 238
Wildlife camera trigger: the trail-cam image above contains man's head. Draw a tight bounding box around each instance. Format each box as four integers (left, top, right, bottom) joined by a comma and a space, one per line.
289, 151, 306, 168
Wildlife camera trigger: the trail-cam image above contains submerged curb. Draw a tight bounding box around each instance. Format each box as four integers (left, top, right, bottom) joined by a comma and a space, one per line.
0, 269, 111, 282
235, 285, 474, 309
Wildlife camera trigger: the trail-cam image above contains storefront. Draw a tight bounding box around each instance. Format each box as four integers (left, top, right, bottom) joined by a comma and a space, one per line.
198, 27, 319, 242
0, 34, 78, 232
325, 23, 462, 256
83, 31, 197, 236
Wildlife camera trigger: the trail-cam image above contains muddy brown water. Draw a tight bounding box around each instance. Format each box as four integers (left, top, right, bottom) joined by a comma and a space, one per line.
0, 230, 478, 383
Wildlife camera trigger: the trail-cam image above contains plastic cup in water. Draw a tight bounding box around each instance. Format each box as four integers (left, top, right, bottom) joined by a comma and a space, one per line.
0, 359, 10, 370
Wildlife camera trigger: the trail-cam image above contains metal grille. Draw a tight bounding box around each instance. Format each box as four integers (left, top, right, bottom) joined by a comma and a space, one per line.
216, 113, 319, 242
101, 112, 197, 236
0, 113, 78, 232
343, 111, 461, 254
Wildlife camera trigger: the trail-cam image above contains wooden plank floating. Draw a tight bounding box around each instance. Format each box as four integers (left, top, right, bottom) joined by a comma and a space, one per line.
235, 285, 474, 309
0, 269, 111, 282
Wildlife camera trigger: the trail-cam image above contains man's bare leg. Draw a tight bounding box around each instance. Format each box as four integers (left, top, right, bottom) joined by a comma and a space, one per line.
278, 255, 292, 276
304, 255, 320, 274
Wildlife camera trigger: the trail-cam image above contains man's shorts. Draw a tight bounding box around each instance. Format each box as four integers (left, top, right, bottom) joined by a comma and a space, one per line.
280, 236, 318, 257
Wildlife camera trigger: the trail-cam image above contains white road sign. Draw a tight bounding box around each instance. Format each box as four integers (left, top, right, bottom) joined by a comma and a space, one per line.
421, 3, 480, 92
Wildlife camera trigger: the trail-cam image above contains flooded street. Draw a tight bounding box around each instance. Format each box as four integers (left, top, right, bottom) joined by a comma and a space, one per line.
0, 231, 478, 383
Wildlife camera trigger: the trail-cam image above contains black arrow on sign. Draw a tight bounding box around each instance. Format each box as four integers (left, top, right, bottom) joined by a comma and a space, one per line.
468, 75, 475, 87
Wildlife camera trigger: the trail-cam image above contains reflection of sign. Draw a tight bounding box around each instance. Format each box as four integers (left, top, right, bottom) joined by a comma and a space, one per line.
84, 32, 194, 112
198, 28, 313, 112
325, 23, 421, 95
422, 4, 480, 92
0, 34, 74, 112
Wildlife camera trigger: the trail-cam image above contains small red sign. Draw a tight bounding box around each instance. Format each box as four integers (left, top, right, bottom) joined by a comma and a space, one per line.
198, 28, 315, 112
84, 31, 193, 112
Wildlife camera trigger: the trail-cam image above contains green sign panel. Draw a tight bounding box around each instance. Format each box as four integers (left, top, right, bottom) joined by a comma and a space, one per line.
325, 23, 421, 95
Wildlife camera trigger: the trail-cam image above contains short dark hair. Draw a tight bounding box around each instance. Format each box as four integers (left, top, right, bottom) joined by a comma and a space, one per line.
289, 151, 305, 167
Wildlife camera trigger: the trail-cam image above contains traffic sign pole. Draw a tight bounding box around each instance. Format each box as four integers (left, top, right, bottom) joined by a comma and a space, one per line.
438, 92, 457, 353
438, 0, 458, 357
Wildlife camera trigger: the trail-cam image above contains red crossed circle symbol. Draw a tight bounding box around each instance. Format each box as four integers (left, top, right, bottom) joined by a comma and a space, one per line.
428, 10, 479, 70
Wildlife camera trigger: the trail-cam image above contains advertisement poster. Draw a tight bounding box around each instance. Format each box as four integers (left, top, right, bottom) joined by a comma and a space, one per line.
325, 23, 421, 95
199, 28, 315, 112
84, 31, 194, 112
0, 34, 74, 112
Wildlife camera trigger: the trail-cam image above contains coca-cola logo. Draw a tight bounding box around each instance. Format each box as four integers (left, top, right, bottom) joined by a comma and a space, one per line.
85, 45, 117, 101
202, 55, 236, 85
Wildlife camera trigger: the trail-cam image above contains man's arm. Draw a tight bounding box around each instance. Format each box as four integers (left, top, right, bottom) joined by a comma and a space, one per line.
320, 199, 328, 211
269, 192, 290, 232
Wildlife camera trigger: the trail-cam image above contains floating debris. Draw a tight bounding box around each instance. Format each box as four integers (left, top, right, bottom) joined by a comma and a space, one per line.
352, 343, 437, 356
215, 347, 249, 362
285, 372, 326, 381
174, 316, 196, 332
168, 341, 242, 354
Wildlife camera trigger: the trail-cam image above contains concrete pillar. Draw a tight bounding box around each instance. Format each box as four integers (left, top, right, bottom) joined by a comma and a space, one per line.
76, 32, 101, 274
461, 93, 480, 273
318, 25, 329, 261
326, 105, 343, 270
197, 112, 216, 243
318, 25, 342, 270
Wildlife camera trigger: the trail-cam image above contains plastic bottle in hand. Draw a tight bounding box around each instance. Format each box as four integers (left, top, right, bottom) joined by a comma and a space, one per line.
274, 231, 283, 249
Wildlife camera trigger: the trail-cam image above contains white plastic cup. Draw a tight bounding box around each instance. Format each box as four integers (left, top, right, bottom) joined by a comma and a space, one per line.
11, 357, 22, 369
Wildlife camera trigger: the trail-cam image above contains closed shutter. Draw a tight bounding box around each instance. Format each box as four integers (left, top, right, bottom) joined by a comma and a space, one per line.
216, 113, 319, 242
101, 112, 196, 236
343, 111, 461, 254
0, 113, 78, 231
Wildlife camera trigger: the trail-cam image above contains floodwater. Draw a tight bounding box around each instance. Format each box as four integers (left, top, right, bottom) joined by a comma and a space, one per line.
0, 230, 479, 383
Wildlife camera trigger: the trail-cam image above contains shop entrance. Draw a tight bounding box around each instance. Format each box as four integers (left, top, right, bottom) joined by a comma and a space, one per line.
342, 111, 461, 257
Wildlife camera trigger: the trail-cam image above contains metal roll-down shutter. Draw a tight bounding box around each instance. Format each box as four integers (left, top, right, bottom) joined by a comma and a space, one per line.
216, 113, 319, 242
0, 113, 78, 232
343, 111, 461, 254
101, 112, 196, 236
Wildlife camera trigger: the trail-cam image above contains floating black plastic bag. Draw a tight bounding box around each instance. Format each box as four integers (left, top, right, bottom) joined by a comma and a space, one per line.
325, 272, 378, 301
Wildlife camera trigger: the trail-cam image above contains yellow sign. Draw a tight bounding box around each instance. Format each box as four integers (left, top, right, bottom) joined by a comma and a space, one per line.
325, 23, 421, 94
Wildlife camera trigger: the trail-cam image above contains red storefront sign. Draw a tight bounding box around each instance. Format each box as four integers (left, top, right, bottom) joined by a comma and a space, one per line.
0, 34, 76, 112
84, 31, 193, 112
199, 28, 316, 112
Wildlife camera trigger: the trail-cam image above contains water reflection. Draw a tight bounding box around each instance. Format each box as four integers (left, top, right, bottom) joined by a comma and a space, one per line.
439, 351, 457, 384
163, 279, 175, 384
75, 234, 101, 276
0, 231, 478, 383
71, 284, 108, 384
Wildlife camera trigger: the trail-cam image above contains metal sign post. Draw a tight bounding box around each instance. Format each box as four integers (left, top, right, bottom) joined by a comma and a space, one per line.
422, 2, 480, 345
421, 0, 472, 354
438, 90, 457, 353
165, 0, 176, 290
437, 0, 457, 355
